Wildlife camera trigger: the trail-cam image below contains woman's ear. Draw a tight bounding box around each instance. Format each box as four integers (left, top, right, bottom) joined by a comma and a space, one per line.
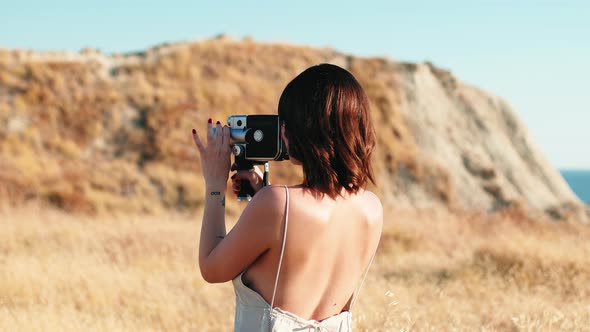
281, 123, 300, 165
281, 123, 292, 157
281, 123, 288, 145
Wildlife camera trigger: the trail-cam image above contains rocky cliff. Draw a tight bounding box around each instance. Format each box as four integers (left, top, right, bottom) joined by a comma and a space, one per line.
0, 37, 587, 222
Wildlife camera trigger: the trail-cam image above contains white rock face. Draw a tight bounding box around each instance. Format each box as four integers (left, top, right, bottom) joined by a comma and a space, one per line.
388, 62, 586, 222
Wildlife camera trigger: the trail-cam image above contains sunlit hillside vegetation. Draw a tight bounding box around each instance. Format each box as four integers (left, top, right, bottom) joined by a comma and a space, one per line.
0, 38, 425, 214
1, 204, 589, 331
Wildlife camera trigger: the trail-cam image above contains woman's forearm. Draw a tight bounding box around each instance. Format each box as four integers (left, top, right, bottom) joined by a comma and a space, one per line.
199, 186, 227, 268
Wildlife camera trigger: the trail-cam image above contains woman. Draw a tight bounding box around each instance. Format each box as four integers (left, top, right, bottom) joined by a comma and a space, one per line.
191, 64, 382, 331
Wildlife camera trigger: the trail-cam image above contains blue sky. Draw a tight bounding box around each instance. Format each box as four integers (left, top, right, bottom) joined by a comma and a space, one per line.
1, 0, 588, 168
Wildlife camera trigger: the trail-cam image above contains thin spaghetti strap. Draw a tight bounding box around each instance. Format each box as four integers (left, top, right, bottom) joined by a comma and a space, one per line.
349, 249, 376, 311
269, 185, 289, 310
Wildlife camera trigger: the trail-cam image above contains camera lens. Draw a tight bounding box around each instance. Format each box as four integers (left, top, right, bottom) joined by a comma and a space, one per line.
232, 145, 243, 156
253, 130, 264, 142
237, 120, 243, 127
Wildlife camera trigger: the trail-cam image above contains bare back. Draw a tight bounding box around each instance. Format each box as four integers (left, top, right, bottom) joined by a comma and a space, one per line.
241, 185, 382, 321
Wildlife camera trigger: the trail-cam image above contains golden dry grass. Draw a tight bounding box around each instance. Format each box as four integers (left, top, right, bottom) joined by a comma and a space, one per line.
2, 204, 589, 331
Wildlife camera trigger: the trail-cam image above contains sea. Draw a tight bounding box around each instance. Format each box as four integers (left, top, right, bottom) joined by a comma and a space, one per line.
561, 170, 590, 204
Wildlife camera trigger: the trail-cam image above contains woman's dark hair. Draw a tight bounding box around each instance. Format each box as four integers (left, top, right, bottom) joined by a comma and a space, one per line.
278, 63, 376, 199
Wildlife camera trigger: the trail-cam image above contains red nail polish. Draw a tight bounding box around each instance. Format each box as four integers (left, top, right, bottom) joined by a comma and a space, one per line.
192, 129, 196, 134
216, 121, 221, 125
208, 118, 212, 124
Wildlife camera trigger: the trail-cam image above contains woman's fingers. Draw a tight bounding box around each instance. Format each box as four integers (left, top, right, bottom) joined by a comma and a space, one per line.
200, 119, 228, 149
233, 170, 257, 182
192, 128, 205, 152
215, 121, 223, 148
206, 118, 213, 144
223, 125, 230, 147
232, 181, 240, 195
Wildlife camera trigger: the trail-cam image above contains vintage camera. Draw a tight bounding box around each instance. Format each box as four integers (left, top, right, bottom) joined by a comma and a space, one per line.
226, 115, 289, 162
214, 115, 289, 201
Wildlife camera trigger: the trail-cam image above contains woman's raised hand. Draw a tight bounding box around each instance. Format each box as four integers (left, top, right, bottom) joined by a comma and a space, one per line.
192, 119, 232, 190
230, 164, 264, 197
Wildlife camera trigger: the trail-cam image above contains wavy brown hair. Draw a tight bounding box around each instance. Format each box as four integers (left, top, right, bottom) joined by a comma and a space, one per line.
278, 63, 376, 198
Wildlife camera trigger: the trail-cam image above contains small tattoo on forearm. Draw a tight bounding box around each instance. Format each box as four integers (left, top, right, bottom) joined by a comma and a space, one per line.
222, 196, 225, 208
210, 191, 221, 196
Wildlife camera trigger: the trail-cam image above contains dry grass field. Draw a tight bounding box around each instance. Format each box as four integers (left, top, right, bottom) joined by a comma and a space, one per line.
2, 203, 589, 332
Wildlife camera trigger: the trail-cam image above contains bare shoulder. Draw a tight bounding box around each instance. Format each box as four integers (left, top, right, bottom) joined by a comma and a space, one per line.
246, 184, 288, 214
361, 190, 382, 208
360, 190, 383, 225
253, 184, 288, 201
235, 185, 288, 241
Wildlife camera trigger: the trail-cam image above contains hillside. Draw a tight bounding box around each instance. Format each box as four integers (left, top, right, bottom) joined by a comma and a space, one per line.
0, 36, 587, 222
